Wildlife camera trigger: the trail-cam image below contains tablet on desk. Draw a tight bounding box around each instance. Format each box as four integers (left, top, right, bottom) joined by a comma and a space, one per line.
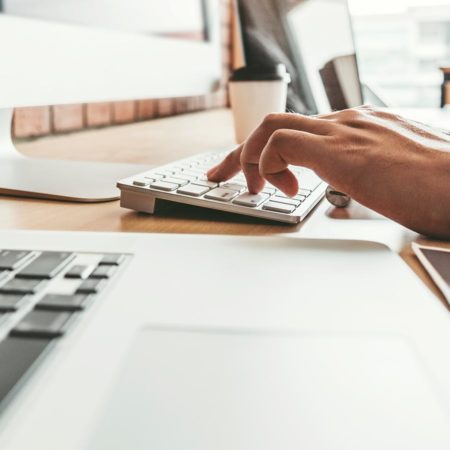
413, 243, 450, 305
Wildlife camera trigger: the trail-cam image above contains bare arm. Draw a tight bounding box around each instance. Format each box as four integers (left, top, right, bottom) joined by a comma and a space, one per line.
208, 106, 450, 239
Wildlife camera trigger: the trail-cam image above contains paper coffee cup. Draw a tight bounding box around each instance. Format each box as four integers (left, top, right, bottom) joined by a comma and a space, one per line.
229, 64, 291, 144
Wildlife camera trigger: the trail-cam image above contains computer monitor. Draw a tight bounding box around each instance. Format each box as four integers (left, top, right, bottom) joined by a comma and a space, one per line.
236, 0, 363, 115
0, 0, 221, 201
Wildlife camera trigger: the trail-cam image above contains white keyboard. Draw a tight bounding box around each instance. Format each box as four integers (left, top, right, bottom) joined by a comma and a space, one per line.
117, 150, 326, 224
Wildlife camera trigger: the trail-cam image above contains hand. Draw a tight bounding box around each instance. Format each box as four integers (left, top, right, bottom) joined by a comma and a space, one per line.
208, 106, 450, 239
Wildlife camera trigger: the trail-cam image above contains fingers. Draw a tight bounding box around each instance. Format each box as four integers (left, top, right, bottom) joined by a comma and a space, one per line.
241, 113, 334, 193
207, 112, 335, 193
259, 129, 333, 196
207, 145, 243, 181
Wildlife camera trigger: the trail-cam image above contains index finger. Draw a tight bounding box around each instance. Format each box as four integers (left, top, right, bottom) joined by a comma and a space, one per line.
207, 144, 243, 182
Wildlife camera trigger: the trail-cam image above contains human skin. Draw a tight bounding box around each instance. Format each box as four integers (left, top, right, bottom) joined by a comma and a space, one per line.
207, 106, 450, 239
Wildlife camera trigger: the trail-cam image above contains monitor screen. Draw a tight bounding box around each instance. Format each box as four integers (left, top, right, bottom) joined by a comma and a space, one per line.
2, 0, 209, 41
237, 0, 362, 114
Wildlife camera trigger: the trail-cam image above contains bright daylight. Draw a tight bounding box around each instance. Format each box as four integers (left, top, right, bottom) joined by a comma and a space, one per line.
350, 0, 450, 106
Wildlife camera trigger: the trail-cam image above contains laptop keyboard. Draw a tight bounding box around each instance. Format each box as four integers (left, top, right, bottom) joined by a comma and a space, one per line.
118, 150, 326, 223
0, 249, 128, 409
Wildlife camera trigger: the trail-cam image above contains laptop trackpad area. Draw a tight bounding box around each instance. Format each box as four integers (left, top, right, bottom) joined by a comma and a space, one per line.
87, 328, 450, 450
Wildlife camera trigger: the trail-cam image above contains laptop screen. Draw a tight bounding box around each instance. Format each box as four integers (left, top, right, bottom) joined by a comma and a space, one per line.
237, 0, 363, 114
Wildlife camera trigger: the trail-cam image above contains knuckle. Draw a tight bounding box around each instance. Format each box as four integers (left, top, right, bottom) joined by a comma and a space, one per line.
268, 129, 289, 147
340, 108, 361, 121
264, 112, 282, 123
261, 112, 285, 131
334, 108, 366, 128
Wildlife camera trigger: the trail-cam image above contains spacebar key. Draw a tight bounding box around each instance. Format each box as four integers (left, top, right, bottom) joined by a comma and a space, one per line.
16, 252, 75, 279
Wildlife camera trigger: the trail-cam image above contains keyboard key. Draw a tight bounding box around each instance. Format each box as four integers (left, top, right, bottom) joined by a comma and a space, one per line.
11, 310, 72, 338
273, 196, 301, 207
233, 193, 269, 208
298, 188, 312, 197
0, 250, 33, 271
0, 337, 51, 404
204, 188, 239, 202
16, 252, 75, 279
0, 278, 46, 295
36, 294, 90, 312
181, 170, 201, 177
145, 173, 164, 181
132, 180, 149, 187
99, 254, 125, 266
177, 184, 210, 197
76, 278, 106, 294
262, 201, 296, 214
150, 181, 179, 192
163, 177, 189, 187
0, 294, 27, 312
156, 169, 177, 176
262, 187, 277, 195
90, 265, 116, 279
194, 180, 219, 188
65, 265, 93, 279
177, 175, 198, 182
220, 183, 246, 193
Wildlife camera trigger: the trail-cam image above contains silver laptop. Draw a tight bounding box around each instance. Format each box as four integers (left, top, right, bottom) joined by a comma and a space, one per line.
1, 230, 450, 450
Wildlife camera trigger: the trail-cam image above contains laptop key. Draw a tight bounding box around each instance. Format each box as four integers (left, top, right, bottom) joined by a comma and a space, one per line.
0, 278, 46, 295
16, 252, 75, 279
0, 250, 33, 271
0, 337, 51, 404
0, 294, 27, 312
262, 201, 296, 214
0, 271, 8, 282
99, 254, 125, 266
177, 184, 210, 197
36, 294, 90, 312
204, 188, 239, 202
90, 265, 116, 279
65, 265, 93, 279
233, 193, 269, 208
11, 310, 72, 338
76, 278, 106, 294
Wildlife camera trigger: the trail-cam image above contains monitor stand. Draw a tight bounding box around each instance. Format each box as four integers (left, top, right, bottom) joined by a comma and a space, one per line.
0, 108, 149, 202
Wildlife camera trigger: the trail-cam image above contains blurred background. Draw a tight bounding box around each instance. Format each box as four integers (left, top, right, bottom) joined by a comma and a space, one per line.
350, 0, 450, 107
8, 0, 450, 139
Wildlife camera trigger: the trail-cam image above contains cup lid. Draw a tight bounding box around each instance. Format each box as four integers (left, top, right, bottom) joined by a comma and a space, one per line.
230, 64, 291, 83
